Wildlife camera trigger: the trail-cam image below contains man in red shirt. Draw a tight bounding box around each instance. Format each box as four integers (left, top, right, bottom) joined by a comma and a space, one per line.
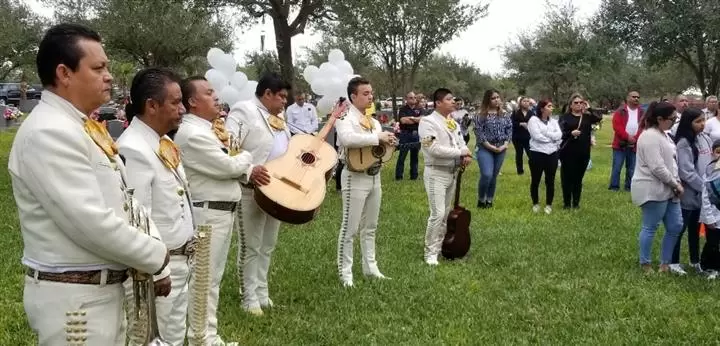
609, 91, 643, 191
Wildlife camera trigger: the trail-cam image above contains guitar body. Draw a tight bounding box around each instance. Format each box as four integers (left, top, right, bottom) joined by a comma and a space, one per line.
254, 134, 338, 224
254, 99, 348, 225
345, 144, 396, 171
441, 167, 472, 260
442, 206, 471, 259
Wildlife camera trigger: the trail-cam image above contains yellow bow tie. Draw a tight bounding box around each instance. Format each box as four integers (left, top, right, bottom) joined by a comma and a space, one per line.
212, 117, 230, 147
268, 114, 286, 131
360, 114, 373, 130
446, 118, 457, 131
158, 138, 181, 170
83, 118, 118, 158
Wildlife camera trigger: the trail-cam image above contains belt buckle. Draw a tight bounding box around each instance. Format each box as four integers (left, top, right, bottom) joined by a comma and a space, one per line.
184, 237, 197, 256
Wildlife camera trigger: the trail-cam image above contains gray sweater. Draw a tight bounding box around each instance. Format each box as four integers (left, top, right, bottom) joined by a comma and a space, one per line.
700, 160, 720, 227
677, 133, 713, 210
631, 128, 680, 206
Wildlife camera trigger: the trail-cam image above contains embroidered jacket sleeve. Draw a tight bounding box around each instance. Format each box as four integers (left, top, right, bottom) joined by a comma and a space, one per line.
335, 115, 380, 148
418, 118, 462, 158
225, 106, 251, 147
22, 127, 167, 275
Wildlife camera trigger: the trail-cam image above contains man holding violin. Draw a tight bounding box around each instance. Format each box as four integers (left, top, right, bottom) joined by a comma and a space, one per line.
418, 88, 471, 266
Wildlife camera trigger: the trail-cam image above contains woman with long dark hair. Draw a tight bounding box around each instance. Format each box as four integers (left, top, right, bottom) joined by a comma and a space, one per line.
511, 96, 532, 174
670, 108, 712, 275
527, 99, 562, 214
557, 94, 602, 209
472, 89, 512, 208
631, 101, 683, 273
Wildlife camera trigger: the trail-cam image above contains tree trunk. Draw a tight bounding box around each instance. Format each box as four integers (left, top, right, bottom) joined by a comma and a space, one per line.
273, 19, 295, 105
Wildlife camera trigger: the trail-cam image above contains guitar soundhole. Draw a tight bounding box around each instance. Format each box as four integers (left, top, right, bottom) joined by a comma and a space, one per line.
371, 146, 386, 158
300, 152, 317, 165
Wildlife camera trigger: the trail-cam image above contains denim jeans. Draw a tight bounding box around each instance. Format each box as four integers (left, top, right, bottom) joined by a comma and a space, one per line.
638, 200, 683, 265
476, 146, 506, 203
609, 148, 636, 190
395, 131, 419, 179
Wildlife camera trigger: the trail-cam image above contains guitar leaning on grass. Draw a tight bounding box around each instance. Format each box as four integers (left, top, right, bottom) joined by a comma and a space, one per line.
254, 98, 349, 225
345, 141, 422, 172
441, 165, 471, 260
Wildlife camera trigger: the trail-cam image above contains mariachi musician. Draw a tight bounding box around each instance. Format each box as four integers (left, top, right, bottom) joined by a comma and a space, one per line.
418, 88, 471, 266
225, 72, 289, 316
334, 76, 396, 287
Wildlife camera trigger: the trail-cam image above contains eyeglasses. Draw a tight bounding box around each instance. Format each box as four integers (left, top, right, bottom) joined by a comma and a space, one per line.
630, 95, 640, 99
572, 101, 584, 105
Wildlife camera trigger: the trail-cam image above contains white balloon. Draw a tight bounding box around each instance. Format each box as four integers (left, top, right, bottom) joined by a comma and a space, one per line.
230, 71, 248, 90
205, 69, 229, 91
311, 79, 328, 96
316, 96, 336, 115
217, 54, 237, 76
335, 60, 354, 75
319, 62, 339, 76
303, 65, 319, 84
328, 49, 345, 64
238, 81, 258, 101
219, 85, 242, 106
207, 47, 225, 70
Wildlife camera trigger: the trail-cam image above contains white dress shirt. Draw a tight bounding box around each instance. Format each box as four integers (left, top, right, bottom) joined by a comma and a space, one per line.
705, 116, 720, 142
418, 111, 468, 166
117, 118, 195, 250
173, 113, 254, 202
286, 102, 318, 134
8, 91, 167, 275
528, 116, 562, 154
334, 104, 382, 161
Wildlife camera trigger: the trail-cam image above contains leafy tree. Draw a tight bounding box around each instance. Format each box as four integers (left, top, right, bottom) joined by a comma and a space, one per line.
0, 0, 43, 81
597, 0, 720, 97
221, 0, 333, 99
324, 0, 487, 114
413, 54, 494, 102
43, 0, 232, 70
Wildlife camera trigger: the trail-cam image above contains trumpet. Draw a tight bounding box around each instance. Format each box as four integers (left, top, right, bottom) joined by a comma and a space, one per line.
125, 188, 168, 346
228, 132, 241, 157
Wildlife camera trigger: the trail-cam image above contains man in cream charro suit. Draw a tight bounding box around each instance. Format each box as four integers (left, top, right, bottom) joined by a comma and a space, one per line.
418, 88, 471, 266
174, 76, 270, 344
117, 67, 194, 345
225, 72, 292, 315
8, 23, 170, 345
334, 76, 397, 287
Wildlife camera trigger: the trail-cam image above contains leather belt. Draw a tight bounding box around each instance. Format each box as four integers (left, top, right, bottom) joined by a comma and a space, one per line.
240, 182, 254, 189
192, 201, 237, 212
169, 238, 197, 257
26, 267, 128, 285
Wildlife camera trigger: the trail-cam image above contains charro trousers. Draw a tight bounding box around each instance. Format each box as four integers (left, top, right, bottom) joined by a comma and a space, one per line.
188, 205, 235, 345
423, 166, 457, 261
337, 169, 383, 283
237, 187, 281, 310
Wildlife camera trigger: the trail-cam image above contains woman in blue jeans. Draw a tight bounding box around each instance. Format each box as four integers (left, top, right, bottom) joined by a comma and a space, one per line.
631, 101, 683, 274
473, 89, 512, 208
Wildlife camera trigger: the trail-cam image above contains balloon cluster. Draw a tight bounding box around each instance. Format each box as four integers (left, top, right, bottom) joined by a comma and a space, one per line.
302, 49, 360, 115
205, 48, 258, 107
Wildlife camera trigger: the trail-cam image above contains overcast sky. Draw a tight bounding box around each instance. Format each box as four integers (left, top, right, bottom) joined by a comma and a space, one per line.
27, 0, 602, 75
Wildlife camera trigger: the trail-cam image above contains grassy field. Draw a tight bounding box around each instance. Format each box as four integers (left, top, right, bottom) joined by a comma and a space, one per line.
2, 121, 720, 345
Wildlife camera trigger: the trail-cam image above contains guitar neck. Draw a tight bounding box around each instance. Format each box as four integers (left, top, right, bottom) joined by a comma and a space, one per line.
453, 167, 463, 208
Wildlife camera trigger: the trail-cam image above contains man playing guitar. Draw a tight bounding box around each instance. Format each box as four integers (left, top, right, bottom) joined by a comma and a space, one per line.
334, 77, 397, 287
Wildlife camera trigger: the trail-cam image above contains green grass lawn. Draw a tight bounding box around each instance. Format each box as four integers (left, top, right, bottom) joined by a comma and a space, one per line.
2, 122, 720, 344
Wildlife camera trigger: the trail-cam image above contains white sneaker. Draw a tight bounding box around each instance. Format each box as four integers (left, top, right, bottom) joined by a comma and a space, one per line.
425, 257, 439, 266
341, 280, 354, 287
691, 262, 703, 273
544, 206, 552, 214
668, 263, 687, 276
707, 270, 719, 280
532, 205, 540, 213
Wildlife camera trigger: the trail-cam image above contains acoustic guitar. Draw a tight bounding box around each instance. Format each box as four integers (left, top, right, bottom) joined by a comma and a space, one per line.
345, 142, 422, 172
254, 98, 348, 225
441, 165, 471, 259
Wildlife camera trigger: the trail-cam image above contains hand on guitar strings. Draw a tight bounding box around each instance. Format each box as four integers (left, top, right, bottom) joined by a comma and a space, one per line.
251, 165, 271, 186
154, 276, 172, 297
378, 131, 397, 145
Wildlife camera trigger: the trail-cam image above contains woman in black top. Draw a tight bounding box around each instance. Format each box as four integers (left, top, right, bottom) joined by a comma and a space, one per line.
558, 93, 602, 209
511, 97, 532, 174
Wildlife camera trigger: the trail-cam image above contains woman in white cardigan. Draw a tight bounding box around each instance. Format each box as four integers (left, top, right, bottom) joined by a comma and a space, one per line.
527, 99, 563, 214
631, 101, 684, 274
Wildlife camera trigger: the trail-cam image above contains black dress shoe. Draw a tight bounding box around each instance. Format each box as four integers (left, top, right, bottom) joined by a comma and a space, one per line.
477, 201, 486, 208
